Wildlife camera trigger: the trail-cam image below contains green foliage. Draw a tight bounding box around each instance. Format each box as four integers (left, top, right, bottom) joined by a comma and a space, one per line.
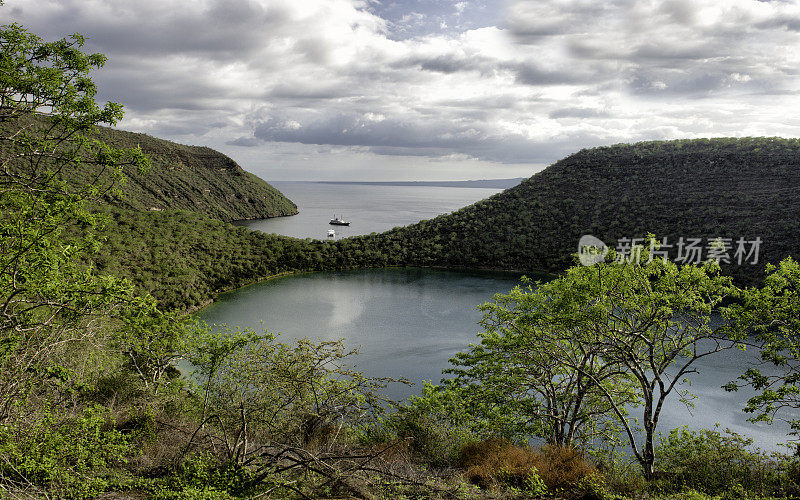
383, 382, 478, 467
0, 21, 149, 417
189, 330, 393, 467
0, 405, 133, 499
70, 113, 297, 221
361, 137, 800, 286
446, 274, 637, 447
523, 470, 549, 498
83, 137, 800, 314
117, 295, 196, 395
726, 258, 800, 436
442, 243, 746, 479
654, 426, 800, 498
141, 453, 247, 499
87, 208, 361, 310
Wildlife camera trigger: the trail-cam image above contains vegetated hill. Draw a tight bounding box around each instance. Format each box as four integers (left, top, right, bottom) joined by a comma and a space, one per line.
12, 114, 298, 221
87, 137, 800, 311
360, 137, 800, 284
94, 125, 297, 221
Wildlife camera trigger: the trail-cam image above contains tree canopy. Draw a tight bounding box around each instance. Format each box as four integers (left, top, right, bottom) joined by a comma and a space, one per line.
441, 244, 747, 478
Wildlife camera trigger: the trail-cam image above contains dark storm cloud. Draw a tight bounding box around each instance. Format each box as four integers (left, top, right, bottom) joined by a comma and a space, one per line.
227, 136, 261, 147
630, 43, 722, 62
393, 54, 484, 74
512, 62, 591, 85
94, 65, 232, 112
507, 2, 614, 43
269, 83, 355, 100
254, 114, 464, 149
251, 113, 606, 164
754, 13, 800, 30
13, 0, 291, 60
435, 95, 530, 110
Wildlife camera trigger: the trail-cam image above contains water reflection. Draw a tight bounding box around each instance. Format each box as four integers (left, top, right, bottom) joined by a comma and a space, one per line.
196, 268, 794, 452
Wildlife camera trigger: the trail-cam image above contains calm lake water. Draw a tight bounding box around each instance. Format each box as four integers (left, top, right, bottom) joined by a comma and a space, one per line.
233, 181, 502, 239
206, 183, 793, 452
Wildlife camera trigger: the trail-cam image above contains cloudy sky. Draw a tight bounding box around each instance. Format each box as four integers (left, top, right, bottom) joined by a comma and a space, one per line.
3, 0, 800, 180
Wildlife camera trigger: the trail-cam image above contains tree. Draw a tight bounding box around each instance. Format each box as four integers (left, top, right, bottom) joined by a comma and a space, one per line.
725, 258, 800, 436
189, 333, 391, 460
116, 295, 194, 396
446, 278, 637, 448
568, 252, 743, 479
0, 22, 148, 418
185, 324, 260, 426
183, 331, 399, 495
446, 243, 744, 479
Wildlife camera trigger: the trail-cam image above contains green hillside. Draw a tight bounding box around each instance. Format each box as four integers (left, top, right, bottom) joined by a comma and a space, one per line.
94, 125, 297, 220
89, 137, 800, 311
365, 137, 800, 284
12, 114, 298, 221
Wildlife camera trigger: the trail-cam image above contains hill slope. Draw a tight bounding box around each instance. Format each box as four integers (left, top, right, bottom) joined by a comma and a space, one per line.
86, 137, 800, 310
93, 125, 297, 221
361, 137, 800, 283
12, 114, 297, 221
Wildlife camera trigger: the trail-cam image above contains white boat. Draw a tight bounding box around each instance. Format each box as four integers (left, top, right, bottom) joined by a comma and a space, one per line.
327, 229, 336, 238
329, 215, 350, 226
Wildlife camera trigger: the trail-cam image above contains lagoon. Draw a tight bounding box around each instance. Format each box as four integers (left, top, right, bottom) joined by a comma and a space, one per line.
196, 267, 794, 453
209, 182, 796, 452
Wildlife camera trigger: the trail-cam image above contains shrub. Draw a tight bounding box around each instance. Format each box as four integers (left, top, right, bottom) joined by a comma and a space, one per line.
655, 426, 800, 497
140, 453, 252, 499
382, 382, 478, 467
458, 438, 546, 496
386, 407, 476, 467
530, 444, 603, 497
0, 405, 133, 499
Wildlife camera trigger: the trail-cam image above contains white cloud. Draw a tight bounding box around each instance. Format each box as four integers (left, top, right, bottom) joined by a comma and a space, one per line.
2, 0, 800, 180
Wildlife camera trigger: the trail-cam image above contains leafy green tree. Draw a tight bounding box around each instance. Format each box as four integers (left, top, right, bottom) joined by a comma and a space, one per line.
0, 22, 148, 419
187, 332, 392, 466
185, 324, 260, 426
116, 295, 194, 395
446, 277, 638, 448
445, 244, 745, 479
725, 258, 800, 436
655, 426, 790, 496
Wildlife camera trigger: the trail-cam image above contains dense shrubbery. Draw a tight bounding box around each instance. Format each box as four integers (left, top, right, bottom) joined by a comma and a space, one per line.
85, 207, 403, 310
654, 427, 800, 497
365, 137, 800, 286
13, 113, 298, 222
79, 136, 800, 315
0, 406, 133, 499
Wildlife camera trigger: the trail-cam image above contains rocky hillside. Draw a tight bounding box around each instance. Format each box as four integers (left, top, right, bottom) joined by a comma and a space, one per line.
9, 114, 297, 221
93, 125, 297, 221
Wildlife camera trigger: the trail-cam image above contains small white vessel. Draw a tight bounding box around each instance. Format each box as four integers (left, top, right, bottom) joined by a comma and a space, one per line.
327, 229, 336, 238
329, 215, 350, 226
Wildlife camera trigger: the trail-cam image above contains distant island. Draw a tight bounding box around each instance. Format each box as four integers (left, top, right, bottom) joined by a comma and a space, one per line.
314, 178, 525, 189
